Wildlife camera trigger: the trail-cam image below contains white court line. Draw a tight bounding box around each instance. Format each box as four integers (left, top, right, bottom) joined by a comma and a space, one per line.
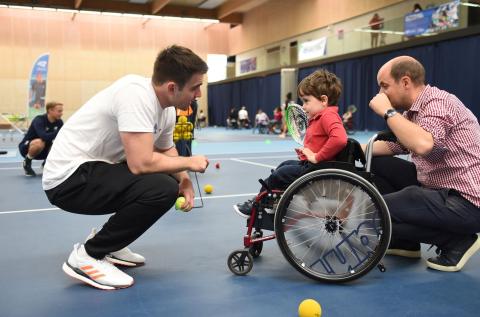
0, 165, 42, 170
0, 154, 295, 169
0, 207, 60, 215
0, 192, 258, 215
0, 154, 294, 164
211, 154, 294, 161
230, 158, 276, 169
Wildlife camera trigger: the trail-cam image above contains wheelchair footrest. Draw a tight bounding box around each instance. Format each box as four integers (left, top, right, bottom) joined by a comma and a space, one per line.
246, 211, 275, 231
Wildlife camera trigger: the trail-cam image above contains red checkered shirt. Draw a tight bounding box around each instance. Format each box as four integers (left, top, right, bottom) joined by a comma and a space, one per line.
387, 85, 480, 207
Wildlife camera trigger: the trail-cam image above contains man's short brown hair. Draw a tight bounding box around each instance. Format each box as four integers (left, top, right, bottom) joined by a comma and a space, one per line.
390, 59, 425, 86
152, 45, 208, 89
298, 69, 343, 105
46, 101, 63, 112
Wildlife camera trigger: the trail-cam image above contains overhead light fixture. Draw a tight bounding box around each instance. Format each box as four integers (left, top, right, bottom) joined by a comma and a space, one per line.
33, 7, 57, 12
8, 5, 32, 10
79, 10, 101, 15
102, 12, 123, 17
57, 9, 79, 13
123, 13, 144, 18
4, 5, 219, 23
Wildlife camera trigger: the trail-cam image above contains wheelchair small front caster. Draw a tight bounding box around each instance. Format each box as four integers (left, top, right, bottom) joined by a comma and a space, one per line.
377, 263, 386, 272
227, 249, 253, 276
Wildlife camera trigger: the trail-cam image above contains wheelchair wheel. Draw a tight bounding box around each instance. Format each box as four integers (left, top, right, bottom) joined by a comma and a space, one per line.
274, 169, 391, 283
227, 250, 253, 276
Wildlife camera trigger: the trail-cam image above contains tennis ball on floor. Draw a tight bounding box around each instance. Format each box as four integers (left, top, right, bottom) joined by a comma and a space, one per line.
215, 162, 220, 169
175, 196, 186, 211
204, 184, 213, 194
298, 299, 322, 317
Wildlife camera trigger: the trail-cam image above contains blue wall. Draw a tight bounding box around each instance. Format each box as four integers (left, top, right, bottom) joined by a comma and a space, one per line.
208, 73, 280, 126
208, 33, 480, 130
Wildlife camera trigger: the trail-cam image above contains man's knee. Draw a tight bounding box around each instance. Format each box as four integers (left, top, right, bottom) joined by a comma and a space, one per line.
28, 139, 46, 152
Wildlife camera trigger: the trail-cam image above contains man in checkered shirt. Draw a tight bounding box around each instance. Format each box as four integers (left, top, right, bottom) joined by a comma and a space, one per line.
368, 56, 480, 272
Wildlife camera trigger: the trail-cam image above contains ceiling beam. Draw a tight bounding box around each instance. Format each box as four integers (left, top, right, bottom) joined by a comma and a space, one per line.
217, 0, 268, 19
1, 0, 244, 24
219, 12, 242, 25
74, 0, 82, 9
151, 0, 170, 15
160, 5, 217, 19
77, 0, 150, 14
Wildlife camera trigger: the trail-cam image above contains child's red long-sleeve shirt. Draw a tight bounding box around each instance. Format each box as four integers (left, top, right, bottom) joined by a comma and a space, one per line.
300, 106, 348, 162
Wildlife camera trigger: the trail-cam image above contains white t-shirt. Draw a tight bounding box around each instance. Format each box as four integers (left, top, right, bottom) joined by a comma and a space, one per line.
238, 109, 248, 120
42, 75, 176, 190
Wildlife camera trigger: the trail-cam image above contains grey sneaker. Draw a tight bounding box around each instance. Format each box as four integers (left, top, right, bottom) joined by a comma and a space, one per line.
86, 228, 146, 267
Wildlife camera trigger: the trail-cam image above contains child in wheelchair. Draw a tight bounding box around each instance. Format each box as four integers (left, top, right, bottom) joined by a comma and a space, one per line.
233, 69, 348, 218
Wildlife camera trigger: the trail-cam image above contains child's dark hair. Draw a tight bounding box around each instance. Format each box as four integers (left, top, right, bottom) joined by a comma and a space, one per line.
297, 69, 342, 105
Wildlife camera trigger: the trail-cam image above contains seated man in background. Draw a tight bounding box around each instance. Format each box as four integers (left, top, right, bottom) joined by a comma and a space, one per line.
19, 101, 64, 176
238, 106, 250, 128
368, 56, 480, 272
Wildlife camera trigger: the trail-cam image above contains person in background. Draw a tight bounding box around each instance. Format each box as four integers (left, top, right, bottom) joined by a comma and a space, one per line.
269, 106, 283, 134
19, 101, 63, 176
279, 92, 293, 138
197, 109, 207, 128
412, 3, 423, 12
176, 99, 197, 156
254, 109, 269, 134
238, 106, 250, 128
227, 106, 239, 129
369, 13, 384, 48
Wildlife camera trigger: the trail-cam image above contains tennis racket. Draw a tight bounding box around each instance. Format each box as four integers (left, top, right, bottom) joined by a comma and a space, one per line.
285, 103, 308, 146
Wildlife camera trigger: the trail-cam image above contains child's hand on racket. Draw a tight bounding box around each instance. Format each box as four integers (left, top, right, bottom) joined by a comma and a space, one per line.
301, 148, 318, 164
295, 148, 303, 159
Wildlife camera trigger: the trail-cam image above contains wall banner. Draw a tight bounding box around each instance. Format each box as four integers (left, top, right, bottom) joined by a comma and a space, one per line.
27, 53, 49, 120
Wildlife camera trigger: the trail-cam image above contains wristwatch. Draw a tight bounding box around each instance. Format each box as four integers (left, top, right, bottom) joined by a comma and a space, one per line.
383, 109, 398, 120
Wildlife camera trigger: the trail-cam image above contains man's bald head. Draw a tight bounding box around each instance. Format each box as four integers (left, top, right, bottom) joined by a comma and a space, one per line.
386, 56, 425, 86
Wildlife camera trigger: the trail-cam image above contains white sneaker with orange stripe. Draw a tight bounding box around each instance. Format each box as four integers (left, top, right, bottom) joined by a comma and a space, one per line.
62, 243, 134, 290
86, 228, 146, 267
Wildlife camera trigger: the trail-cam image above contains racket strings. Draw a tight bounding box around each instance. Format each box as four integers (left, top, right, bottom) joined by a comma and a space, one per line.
286, 104, 308, 145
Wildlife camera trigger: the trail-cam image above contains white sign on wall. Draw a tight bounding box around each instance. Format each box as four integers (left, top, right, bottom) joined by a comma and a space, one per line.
207, 54, 227, 82
298, 37, 327, 62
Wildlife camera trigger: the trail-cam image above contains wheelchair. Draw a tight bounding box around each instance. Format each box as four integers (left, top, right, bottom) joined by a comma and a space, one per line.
227, 132, 394, 283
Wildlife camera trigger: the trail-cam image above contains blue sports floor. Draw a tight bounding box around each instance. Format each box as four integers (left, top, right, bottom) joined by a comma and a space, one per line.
1, 127, 479, 317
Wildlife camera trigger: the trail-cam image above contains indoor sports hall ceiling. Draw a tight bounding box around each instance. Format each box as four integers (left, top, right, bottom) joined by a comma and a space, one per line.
0, 0, 270, 24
